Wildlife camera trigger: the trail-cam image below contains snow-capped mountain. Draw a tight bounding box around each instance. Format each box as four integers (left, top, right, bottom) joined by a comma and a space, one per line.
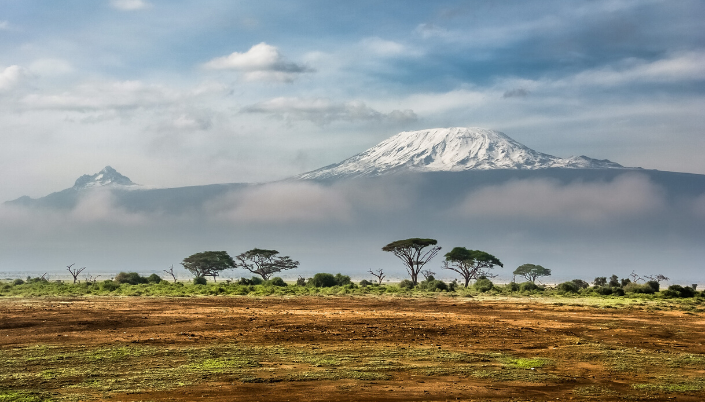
72, 166, 136, 189
297, 127, 628, 180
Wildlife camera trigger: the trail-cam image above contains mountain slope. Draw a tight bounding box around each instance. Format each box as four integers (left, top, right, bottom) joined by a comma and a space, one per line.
297, 127, 627, 180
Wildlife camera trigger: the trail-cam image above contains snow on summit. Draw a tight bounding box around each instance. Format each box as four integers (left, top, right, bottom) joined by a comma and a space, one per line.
298, 127, 626, 180
72, 166, 136, 190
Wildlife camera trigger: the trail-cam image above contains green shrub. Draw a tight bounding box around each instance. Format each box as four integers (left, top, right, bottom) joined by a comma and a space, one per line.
100, 280, 119, 291
663, 285, 697, 298
114, 272, 149, 285
593, 286, 613, 295
265, 277, 287, 287
506, 282, 520, 292
310, 273, 337, 288
571, 279, 590, 289
646, 281, 660, 292
296, 277, 307, 286
12, 278, 25, 286
419, 278, 449, 292
359, 279, 372, 287
147, 273, 162, 284
557, 281, 579, 293
613, 288, 625, 296
398, 279, 414, 289
519, 281, 540, 292
474, 278, 494, 292
334, 273, 351, 286
193, 277, 207, 285
624, 282, 656, 294
238, 277, 263, 286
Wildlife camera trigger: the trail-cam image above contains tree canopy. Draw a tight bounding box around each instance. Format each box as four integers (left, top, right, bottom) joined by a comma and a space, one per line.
181, 251, 235, 281
234, 248, 299, 280
382, 238, 441, 286
513, 264, 551, 283
442, 247, 503, 287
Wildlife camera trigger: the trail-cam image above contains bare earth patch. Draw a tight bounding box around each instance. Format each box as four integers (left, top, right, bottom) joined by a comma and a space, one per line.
1, 295, 704, 401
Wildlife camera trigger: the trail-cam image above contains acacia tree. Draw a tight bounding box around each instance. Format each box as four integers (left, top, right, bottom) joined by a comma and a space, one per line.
181, 251, 235, 282
513, 264, 551, 283
234, 248, 299, 280
382, 238, 441, 286
442, 247, 503, 287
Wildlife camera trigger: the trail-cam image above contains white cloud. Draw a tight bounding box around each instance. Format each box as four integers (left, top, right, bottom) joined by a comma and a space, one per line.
203, 42, 313, 82
243, 97, 417, 125
560, 52, 705, 87
0, 65, 29, 92
0, 21, 9, 30
29, 59, 74, 76
454, 174, 666, 224
20, 80, 179, 111
110, 0, 150, 11
361, 37, 416, 57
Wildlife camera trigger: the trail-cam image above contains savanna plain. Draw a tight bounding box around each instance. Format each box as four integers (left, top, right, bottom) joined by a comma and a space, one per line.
2, 289, 705, 401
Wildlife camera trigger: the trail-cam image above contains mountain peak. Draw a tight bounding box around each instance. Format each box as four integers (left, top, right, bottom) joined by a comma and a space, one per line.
72, 166, 136, 189
297, 127, 628, 180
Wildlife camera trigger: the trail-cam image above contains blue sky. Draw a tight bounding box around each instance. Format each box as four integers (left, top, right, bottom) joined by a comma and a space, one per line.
1, 0, 704, 200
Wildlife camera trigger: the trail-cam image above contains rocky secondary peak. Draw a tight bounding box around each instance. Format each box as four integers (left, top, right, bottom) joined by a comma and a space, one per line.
72, 166, 136, 190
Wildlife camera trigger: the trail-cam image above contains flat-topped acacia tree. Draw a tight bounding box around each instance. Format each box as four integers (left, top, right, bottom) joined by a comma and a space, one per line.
442, 247, 503, 287
181, 251, 235, 282
382, 238, 441, 286
513, 264, 551, 283
234, 248, 299, 280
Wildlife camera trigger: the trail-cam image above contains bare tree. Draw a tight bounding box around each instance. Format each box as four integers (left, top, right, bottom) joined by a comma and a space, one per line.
85, 274, 100, 284
420, 269, 436, 281
164, 265, 178, 283
629, 270, 644, 283
66, 264, 86, 284
368, 269, 386, 285
644, 274, 669, 283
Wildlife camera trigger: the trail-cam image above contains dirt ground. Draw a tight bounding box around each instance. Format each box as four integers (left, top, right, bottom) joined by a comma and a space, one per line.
1, 295, 705, 401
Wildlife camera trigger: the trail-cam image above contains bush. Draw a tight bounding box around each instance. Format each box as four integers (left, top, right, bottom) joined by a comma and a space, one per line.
398, 279, 414, 289
646, 280, 660, 292
114, 272, 149, 285
359, 279, 372, 287
663, 285, 697, 298
613, 288, 625, 296
593, 286, 613, 295
100, 280, 119, 291
265, 277, 287, 287
296, 277, 307, 286
419, 278, 449, 292
571, 279, 590, 289
193, 277, 207, 285
506, 282, 520, 292
557, 281, 579, 293
519, 281, 540, 292
624, 282, 656, 294
12, 278, 25, 286
474, 278, 494, 293
147, 274, 162, 284
334, 273, 351, 286
310, 273, 337, 288
238, 277, 263, 286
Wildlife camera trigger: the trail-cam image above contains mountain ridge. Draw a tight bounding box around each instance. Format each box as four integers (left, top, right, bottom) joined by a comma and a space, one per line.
297, 127, 630, 180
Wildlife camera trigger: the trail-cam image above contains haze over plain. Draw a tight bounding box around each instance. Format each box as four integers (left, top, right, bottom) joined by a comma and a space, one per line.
1, 1, 704, 283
